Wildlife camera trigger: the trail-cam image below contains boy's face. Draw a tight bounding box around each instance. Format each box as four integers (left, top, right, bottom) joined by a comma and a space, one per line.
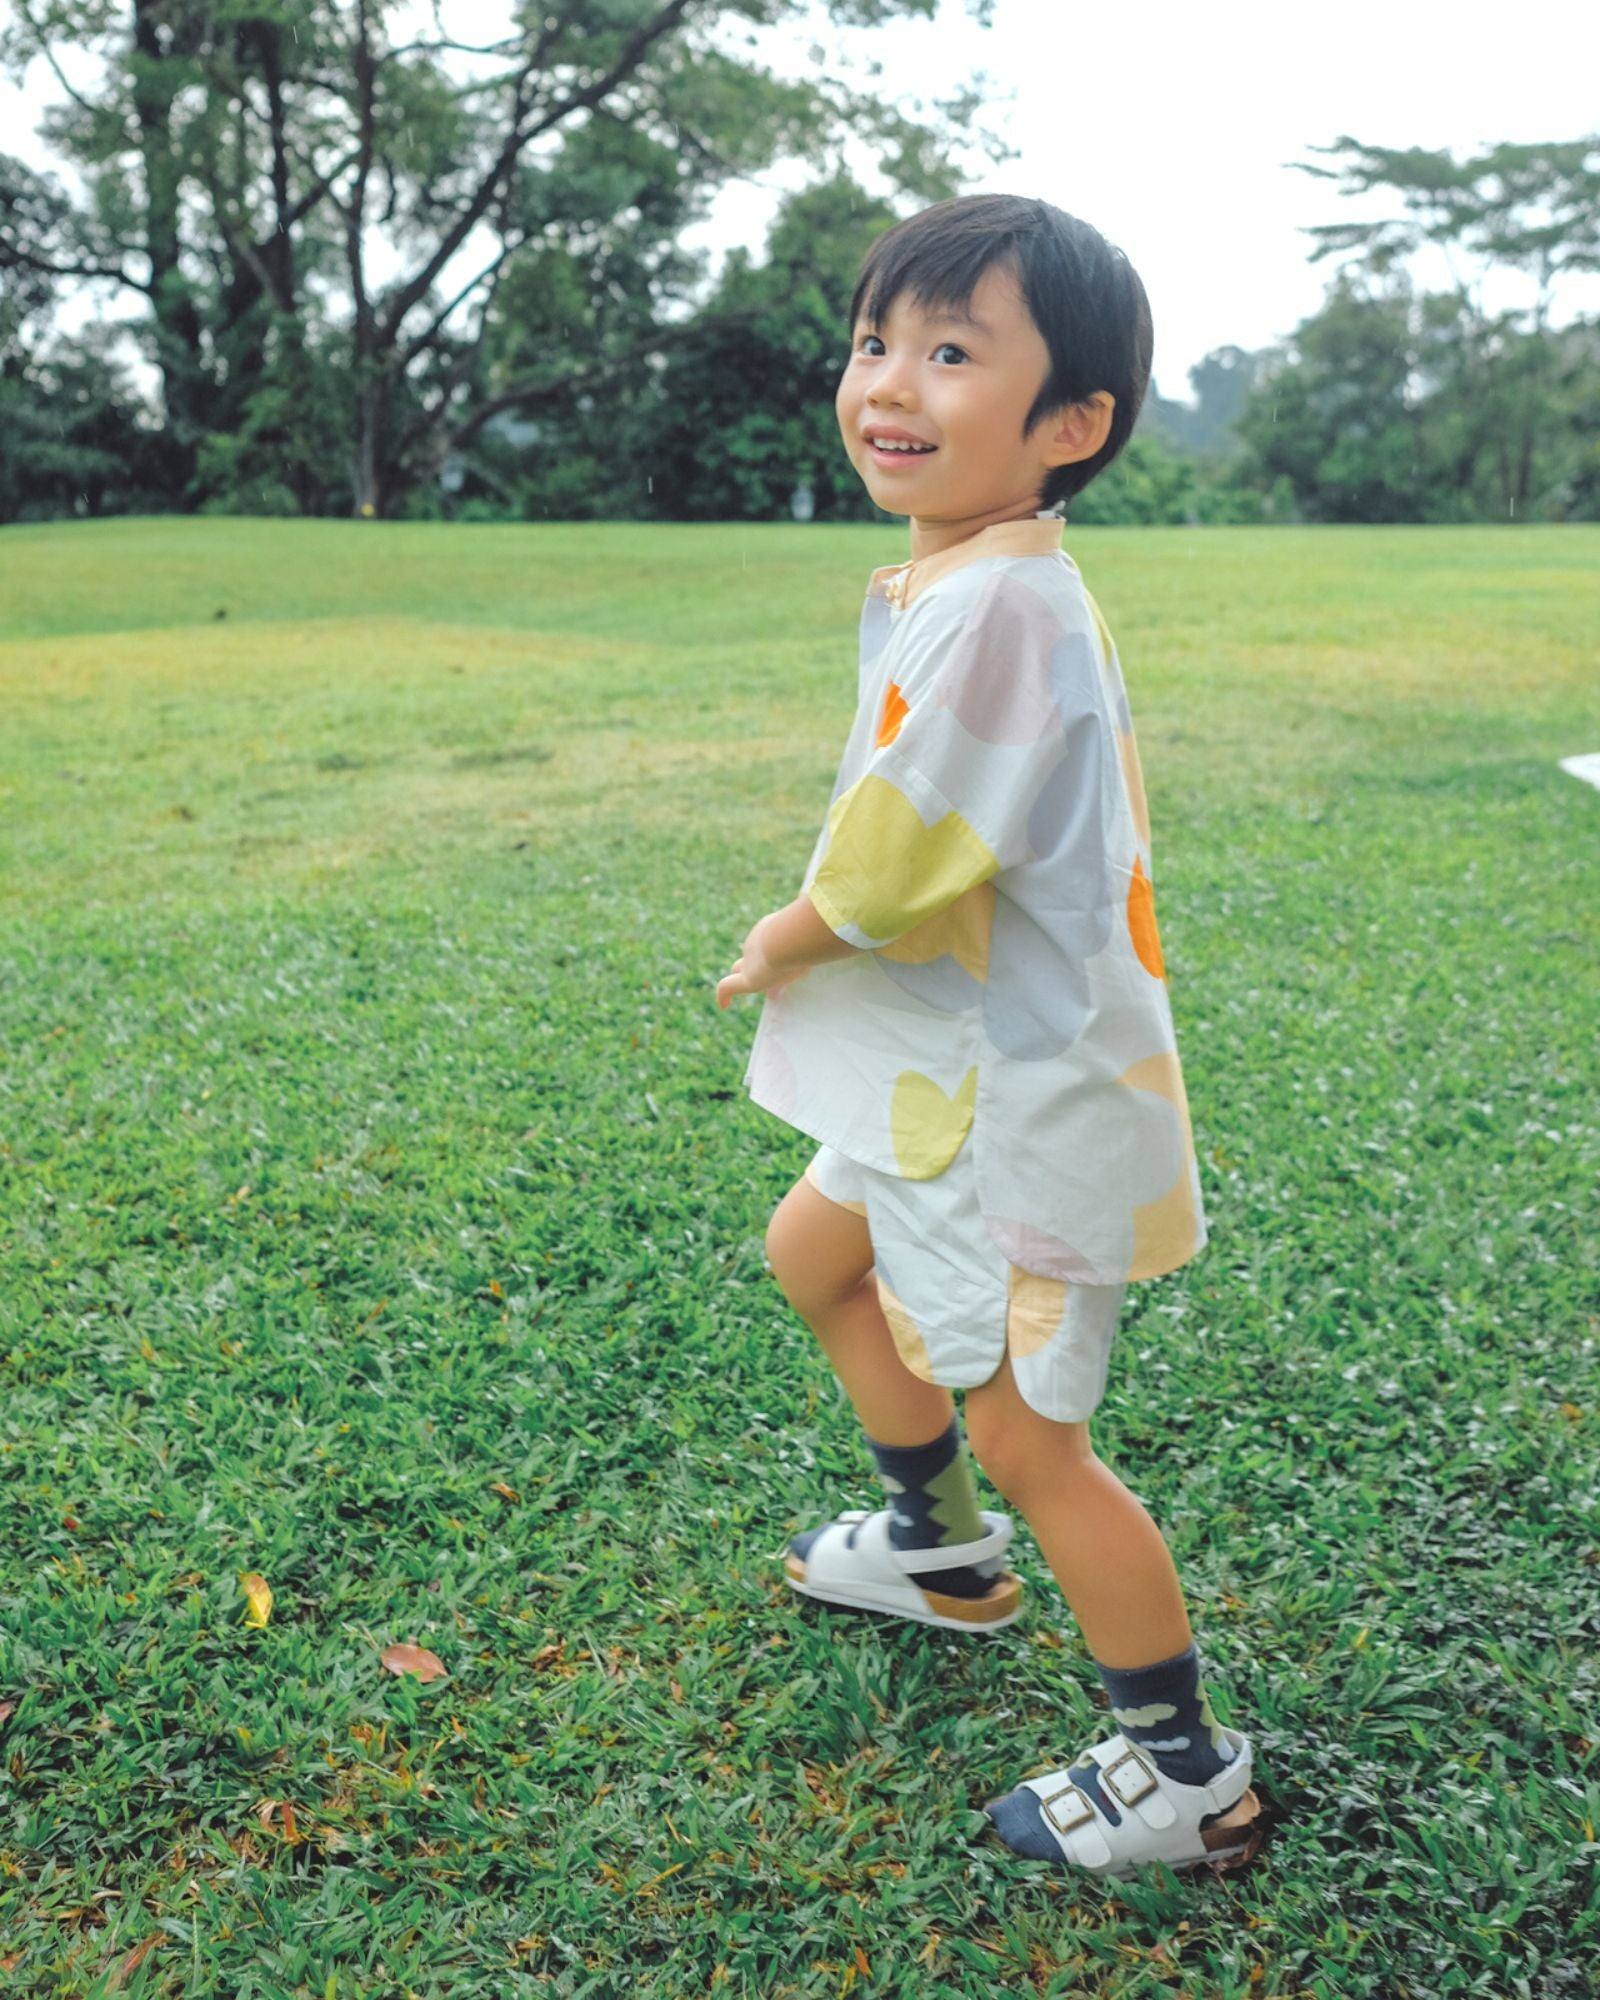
835, 259, 1113, 541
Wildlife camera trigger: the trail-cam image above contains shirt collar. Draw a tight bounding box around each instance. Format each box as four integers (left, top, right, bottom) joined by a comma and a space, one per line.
871, 509, 1069, 612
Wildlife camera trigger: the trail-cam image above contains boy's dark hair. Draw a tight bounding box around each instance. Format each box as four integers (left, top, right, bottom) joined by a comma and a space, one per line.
847, 193, 1153, 515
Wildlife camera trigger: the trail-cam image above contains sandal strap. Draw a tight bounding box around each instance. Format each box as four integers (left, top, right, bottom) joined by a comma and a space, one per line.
1023, 1728, 1254, 1872
879, 1508, 1013, 1573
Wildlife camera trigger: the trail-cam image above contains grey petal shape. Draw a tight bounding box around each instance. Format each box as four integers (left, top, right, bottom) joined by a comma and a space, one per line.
875, 951, 985, 1015
1046, 627, 1103, 728
983, 896, 1105, 1059
1027, 710, 1109, 886
861, 594, 893, 667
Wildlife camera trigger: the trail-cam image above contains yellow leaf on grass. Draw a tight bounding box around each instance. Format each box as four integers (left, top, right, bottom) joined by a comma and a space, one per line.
239, 1573, 272, 1627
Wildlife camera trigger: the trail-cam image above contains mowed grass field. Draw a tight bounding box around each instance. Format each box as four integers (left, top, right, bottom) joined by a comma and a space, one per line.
0, 516, 1596, 1998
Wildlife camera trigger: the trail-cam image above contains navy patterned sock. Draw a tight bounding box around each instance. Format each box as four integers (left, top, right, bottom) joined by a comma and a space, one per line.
1094, 1643, 1237, 1788
865, 1414, 1007, 1598
789, 1413, 1006, 1599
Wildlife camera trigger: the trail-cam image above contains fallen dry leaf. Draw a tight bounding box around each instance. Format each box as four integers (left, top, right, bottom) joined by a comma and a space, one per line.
105, 1933, 161, 1991
381, 1642, 447, 1683
254, 1799, 303, 1843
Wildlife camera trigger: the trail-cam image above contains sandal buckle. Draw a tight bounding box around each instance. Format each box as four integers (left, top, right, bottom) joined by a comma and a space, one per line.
1039, 1781, 1098, 1835
1100, 1744, 1159, 1808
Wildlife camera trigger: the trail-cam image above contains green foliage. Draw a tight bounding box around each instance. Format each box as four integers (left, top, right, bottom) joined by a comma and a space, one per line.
1230, 272, 1600, 524
0, 0, 992, 517
0, 332, 169, 522
192, 314, 356, 517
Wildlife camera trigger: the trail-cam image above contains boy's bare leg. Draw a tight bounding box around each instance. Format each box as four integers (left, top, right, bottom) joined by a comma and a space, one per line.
807, 1274, 959, 1446
764, 1176, 955, 1446
962, 1349, 1191, 1666
966, 1350, 1259, 1833
768, 1189, 1202, 1657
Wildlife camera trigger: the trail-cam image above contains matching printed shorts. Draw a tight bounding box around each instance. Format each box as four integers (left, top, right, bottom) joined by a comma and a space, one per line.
802, 1139, 1126, 1424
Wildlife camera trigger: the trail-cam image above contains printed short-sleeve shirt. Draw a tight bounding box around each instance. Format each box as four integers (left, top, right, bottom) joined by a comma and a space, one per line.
742, 509, 1209, 1287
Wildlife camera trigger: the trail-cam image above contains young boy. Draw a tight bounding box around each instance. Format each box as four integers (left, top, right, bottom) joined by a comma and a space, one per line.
716, 193, 1263, 1878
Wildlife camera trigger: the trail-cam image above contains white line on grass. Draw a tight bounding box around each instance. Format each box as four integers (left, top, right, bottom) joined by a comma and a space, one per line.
1559, 753, 1600, 792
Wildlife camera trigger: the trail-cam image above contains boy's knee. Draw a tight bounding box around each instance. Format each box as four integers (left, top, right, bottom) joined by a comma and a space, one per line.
764, 1199, 869, 1321
763, 1204, 814, 1310
762, 1211, 790, 1291
962, 1383, 1094, 1501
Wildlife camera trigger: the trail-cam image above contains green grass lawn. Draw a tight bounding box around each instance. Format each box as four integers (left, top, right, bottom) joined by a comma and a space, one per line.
1, 517, 1596, 1998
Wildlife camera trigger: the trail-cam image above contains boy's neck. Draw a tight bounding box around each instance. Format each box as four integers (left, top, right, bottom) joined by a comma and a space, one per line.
908, 498, 1053, 564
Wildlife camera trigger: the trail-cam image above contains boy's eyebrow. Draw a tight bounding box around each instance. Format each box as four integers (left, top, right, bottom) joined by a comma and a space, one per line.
935, 307, 995, 338
864, 302, 996, 339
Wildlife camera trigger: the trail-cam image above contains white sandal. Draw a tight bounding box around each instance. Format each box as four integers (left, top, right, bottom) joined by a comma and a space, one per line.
781, 1506, 1024, 1633
984, 1725, 1264, 1877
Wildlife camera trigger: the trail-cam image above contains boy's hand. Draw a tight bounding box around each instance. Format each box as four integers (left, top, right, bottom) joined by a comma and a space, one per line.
716, 913, 808, 1009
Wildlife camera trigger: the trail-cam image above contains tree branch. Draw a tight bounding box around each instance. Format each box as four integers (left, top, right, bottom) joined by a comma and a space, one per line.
377, 0, 703, 349
395, 235, 521, 373
377, 34, 524, 66
0, 238, 154, 295
13, 0, 128, 135
443, 300, 766, 453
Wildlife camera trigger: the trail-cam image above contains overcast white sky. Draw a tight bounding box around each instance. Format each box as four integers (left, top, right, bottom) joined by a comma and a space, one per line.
4, 0, 1597, 407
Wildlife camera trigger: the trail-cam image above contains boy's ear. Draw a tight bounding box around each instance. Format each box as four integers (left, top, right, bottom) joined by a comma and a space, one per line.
1041, 391, 1115, 469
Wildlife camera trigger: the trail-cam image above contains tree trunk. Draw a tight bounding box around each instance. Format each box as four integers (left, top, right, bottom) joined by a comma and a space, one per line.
132, 0, 209, 501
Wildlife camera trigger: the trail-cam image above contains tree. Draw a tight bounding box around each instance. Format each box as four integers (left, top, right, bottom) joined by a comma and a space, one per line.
0, 0, 1008, 517
618, 173, 899, 521
1278, 132, 1600, 520
1231, 275, 1430, 525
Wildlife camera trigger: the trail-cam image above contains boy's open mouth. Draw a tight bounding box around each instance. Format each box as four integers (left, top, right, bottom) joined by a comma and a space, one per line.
867, 440, 938, 465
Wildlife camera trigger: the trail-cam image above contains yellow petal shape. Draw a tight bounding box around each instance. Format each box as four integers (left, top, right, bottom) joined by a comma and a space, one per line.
1117, 726, 1152, 855
1006, 1265, 1070, 1357
875, 1271, 940, 1382
889, 1065, 977, 1178
810, 774, 998, 944
878, 877, 994, 983
1119, 1048, 1203, 1272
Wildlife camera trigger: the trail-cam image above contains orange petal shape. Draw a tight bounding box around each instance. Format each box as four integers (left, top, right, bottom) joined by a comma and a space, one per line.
876, 679, 908, 747
1128, 853, 1165, 979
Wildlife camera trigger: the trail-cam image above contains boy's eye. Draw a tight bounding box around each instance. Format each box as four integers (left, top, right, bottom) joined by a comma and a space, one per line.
857, 334, 969, 363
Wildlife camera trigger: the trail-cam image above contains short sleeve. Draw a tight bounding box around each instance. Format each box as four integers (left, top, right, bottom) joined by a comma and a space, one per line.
805, 568, 1102, 950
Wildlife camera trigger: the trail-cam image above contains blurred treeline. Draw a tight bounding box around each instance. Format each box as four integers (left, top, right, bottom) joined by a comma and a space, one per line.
1, 2, 1596, 528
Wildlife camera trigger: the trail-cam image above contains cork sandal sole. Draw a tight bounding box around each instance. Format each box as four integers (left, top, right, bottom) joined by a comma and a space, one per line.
783, 1550, 1024, 1630
1188, 1786, 1266, 1872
